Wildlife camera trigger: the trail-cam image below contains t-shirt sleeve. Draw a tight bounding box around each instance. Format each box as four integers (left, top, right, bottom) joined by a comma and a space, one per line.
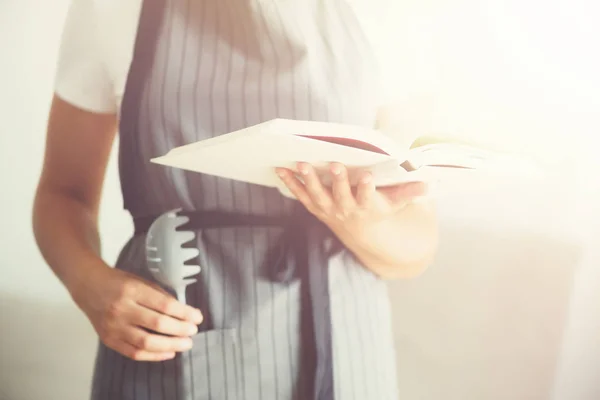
54, 0, 117, 114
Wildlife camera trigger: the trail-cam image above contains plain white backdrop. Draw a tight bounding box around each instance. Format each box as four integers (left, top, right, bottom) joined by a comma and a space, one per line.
0, 1, 599, 399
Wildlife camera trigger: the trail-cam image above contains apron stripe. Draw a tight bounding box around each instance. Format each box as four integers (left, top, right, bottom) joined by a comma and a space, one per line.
107, 350, 115, 400
212, 4, 235, 398
121, 354, 130, 398
248, 203, 263, 399
100, 347, 110, 399
187, 1, 213, 398
360, 272, 381, 400
131, 361, 137, 399
203, 1, 226, 398
345, 266, 361, 399
341, 274, 357, 400
262, 3, 291, 398
89, 344, 102, 399
174, 355, 181, 400
93, 344, 105, 399
348, 267, 370, 400
221, 3, 246, 399
253, 4, 281, 398
270, 4, 300, 391
376, 293, 389, 399
160, 363, 167, 400
235, 5, 265, 400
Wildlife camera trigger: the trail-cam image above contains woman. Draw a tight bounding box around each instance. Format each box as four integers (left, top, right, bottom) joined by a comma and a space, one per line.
33, 0, 438, 399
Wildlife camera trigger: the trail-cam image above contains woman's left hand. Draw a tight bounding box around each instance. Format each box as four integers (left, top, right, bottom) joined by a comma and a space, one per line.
276, 162, 437, 278
276, 162, 427, 235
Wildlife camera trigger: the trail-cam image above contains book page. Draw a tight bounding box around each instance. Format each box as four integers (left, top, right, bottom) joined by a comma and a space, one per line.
409, 135, 477, 149
407, 138, 542, 177
151, 126, 399, 190
288, 119, 410, 160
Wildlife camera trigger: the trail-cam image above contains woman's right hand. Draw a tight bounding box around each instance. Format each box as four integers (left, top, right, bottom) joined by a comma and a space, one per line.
73, 265, 203, 362
34, 98, 202, 362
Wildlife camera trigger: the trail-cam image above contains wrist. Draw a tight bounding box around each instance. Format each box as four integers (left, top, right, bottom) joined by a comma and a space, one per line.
328, 204, 437, 278
328, 219, 386, 262
65, 254, 111, 305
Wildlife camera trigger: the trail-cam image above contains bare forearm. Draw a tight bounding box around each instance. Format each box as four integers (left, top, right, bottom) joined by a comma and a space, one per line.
334, 200, 439, 279
32, 188, 108, 297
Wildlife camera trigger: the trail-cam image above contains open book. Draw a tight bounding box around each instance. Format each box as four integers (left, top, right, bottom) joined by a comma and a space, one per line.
151, 119, 541, 198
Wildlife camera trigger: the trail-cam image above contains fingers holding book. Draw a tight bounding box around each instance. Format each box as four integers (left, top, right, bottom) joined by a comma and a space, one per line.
275, 162, 427, 228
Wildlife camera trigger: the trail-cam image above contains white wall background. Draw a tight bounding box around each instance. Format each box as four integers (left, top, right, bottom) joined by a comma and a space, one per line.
0, 1, 598, 399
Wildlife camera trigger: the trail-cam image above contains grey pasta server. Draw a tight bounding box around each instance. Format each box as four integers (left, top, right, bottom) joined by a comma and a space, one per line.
145, 209, 201, 304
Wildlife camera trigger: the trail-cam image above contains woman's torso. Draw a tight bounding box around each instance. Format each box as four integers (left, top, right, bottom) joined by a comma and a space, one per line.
91, 1, 399, 399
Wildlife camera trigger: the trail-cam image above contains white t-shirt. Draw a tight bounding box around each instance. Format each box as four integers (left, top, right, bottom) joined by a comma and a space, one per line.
54, 0, 412, 116
54, 0, 142, 114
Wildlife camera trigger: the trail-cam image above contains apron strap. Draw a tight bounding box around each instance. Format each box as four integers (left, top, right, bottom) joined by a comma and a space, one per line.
118, 0, 167, 211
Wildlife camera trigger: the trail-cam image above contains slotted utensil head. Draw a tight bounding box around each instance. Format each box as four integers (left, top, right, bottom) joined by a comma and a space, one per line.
145, 209, 201, 304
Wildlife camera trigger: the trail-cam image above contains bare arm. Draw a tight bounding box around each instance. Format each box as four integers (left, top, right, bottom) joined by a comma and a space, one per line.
33, 95, 117, 293
33, 96, 202, 361
330, 196, 439, 279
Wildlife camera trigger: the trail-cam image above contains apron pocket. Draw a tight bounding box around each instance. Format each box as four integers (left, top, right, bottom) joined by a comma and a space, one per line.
178, 329, 242, 400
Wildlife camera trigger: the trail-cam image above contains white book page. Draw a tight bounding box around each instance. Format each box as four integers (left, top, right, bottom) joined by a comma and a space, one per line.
161, 119, 409, 160
151, 127, 399, 189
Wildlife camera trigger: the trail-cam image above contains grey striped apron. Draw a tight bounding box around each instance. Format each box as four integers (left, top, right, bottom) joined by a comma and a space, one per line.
91, 0, 399, 399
